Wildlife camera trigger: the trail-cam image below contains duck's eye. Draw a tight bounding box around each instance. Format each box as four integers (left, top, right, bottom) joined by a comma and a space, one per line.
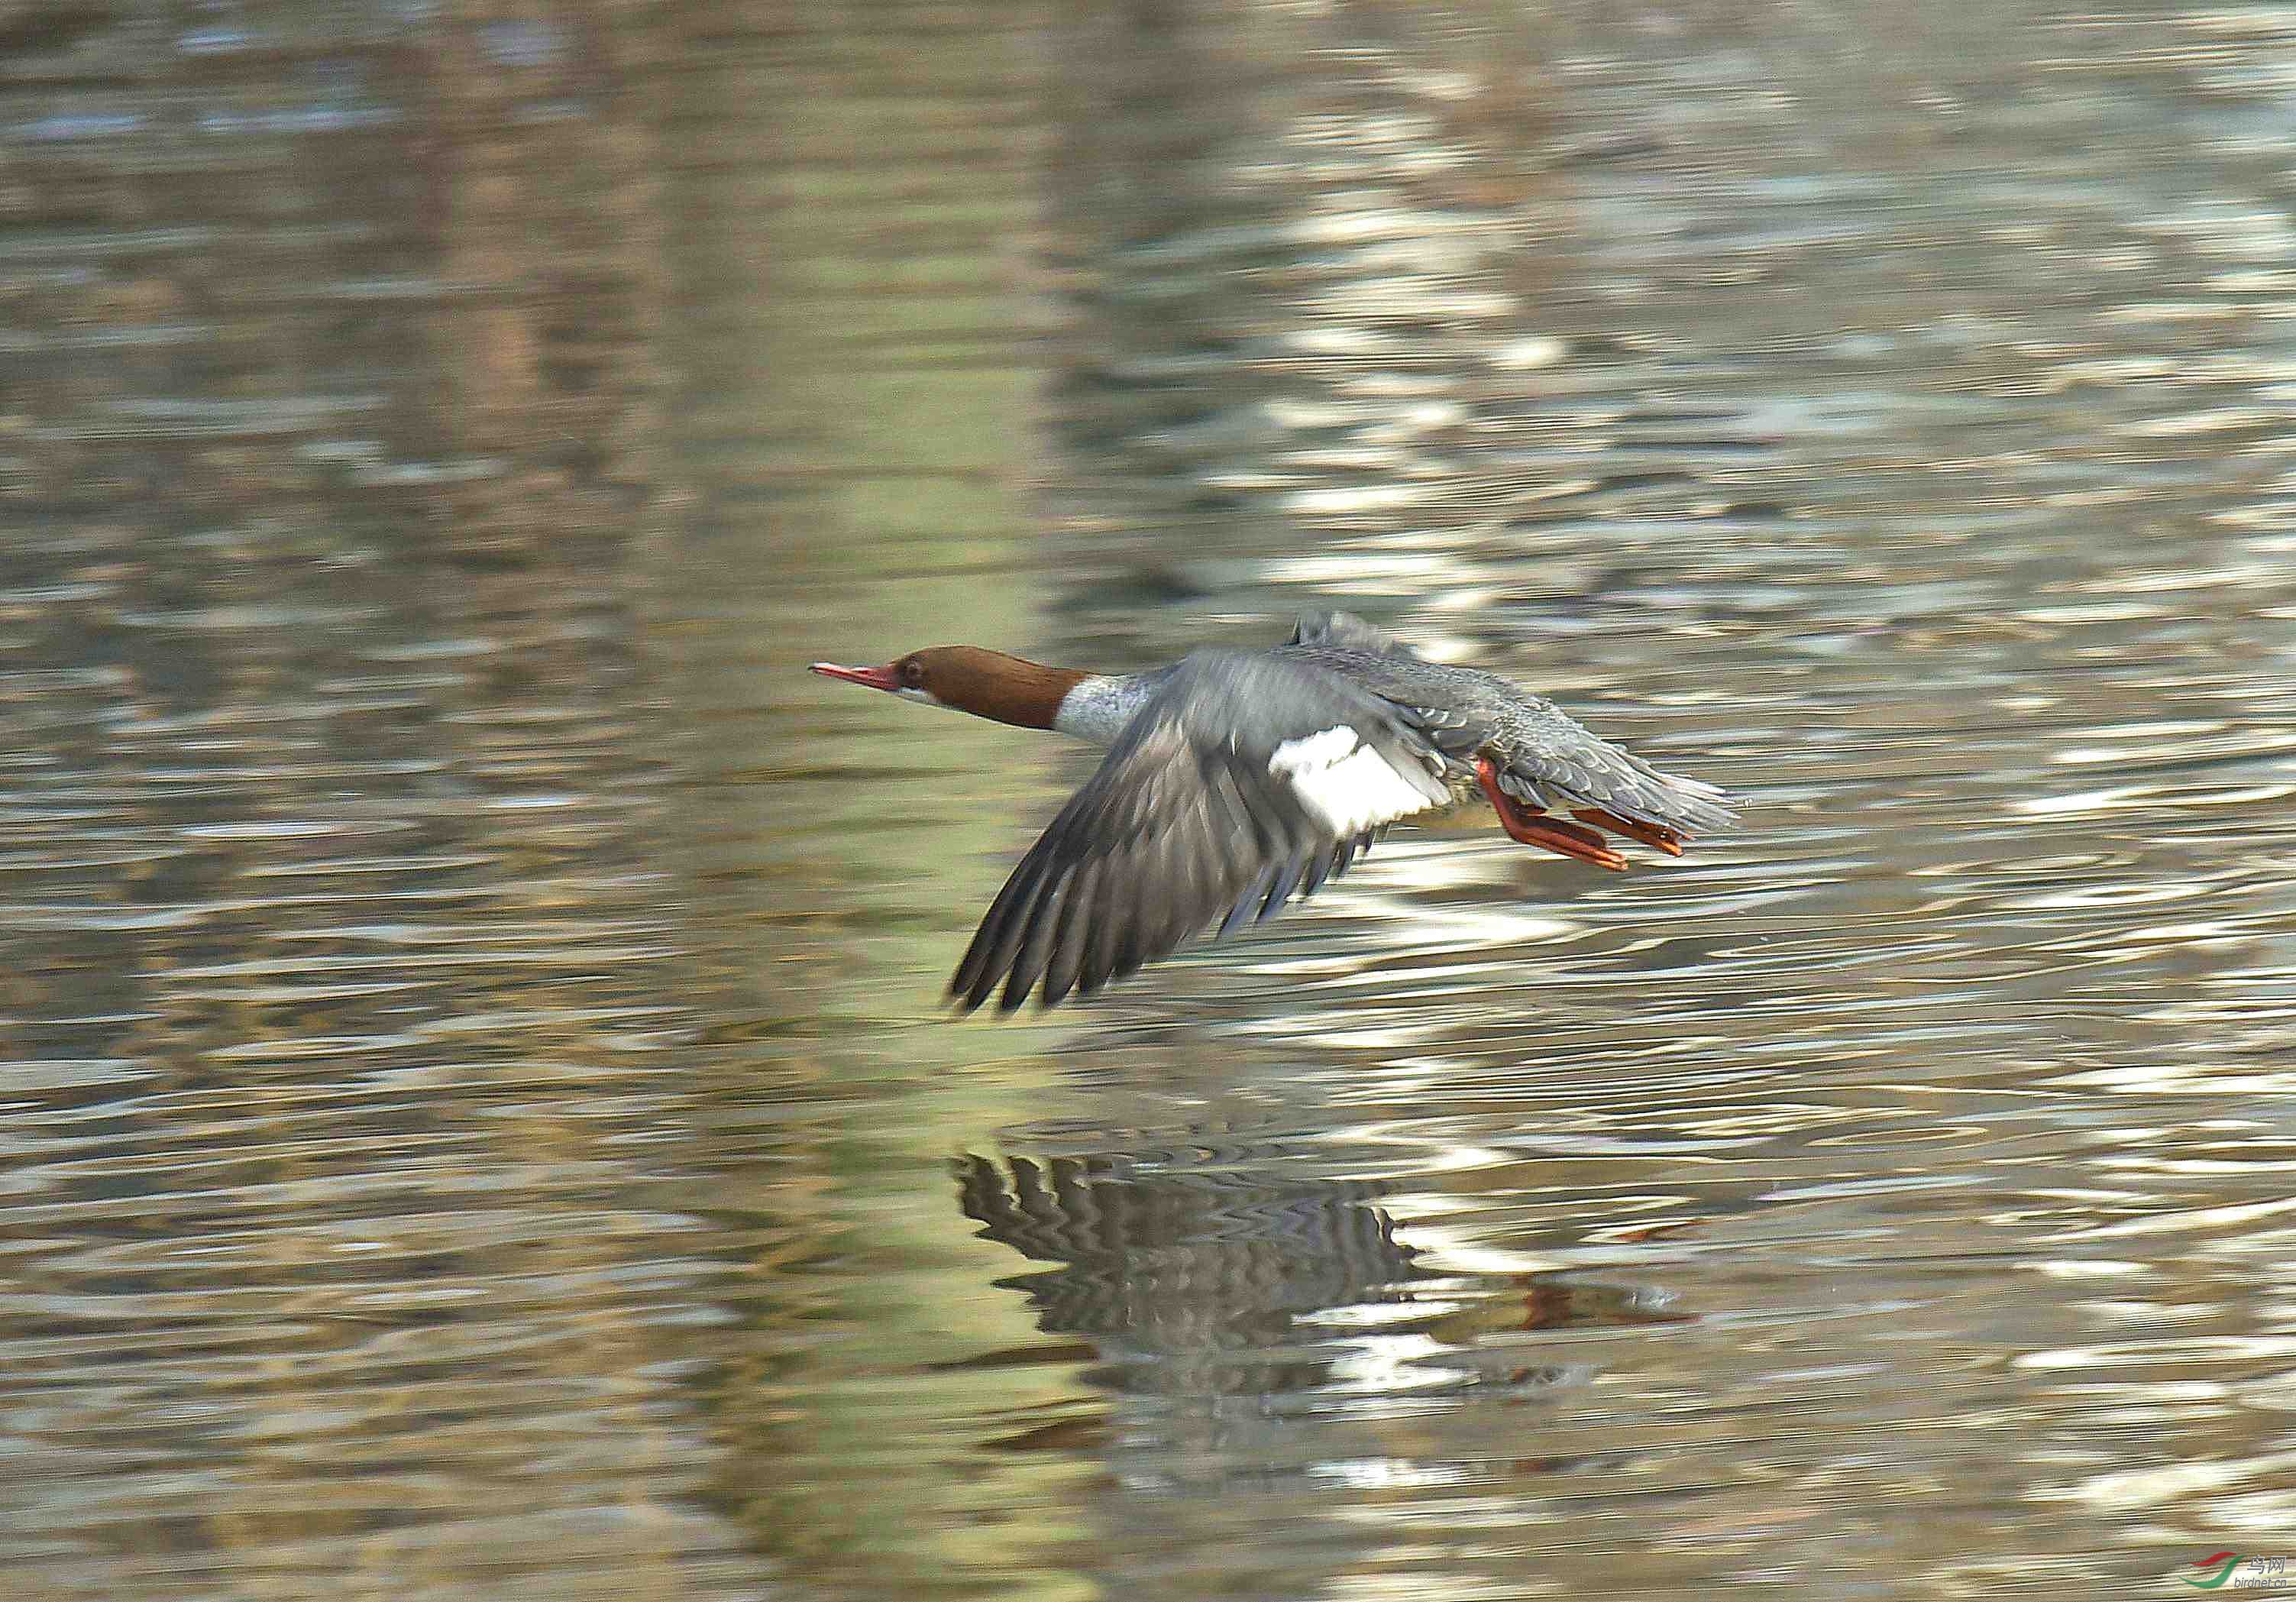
901, 659, 926, 688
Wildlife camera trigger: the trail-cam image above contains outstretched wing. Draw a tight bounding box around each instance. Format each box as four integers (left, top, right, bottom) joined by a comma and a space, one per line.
952, 649, 1450, 1012
1286, 610, 1424, 659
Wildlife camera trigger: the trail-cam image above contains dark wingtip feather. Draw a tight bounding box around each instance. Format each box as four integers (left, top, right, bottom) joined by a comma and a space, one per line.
1218, 862, 1279, 941
1257, 850, 1308, 923
1040, 858, 1098, 1007
957, 850, 1058, 1012
999, 866, 1073, 1012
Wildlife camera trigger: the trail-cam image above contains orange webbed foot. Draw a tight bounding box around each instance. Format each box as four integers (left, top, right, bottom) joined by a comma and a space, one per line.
1571, 807, 1686, 857
1476, 757, 1629, 871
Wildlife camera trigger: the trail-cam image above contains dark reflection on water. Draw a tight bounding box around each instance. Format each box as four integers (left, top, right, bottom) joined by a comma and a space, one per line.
956, 1142, 1683, 1390
6, 0, 2296, 1598
949, 1125, 1693, 1602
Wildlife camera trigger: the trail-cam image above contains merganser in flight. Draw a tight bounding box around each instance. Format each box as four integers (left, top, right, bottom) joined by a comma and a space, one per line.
810, 612, 1733, 1012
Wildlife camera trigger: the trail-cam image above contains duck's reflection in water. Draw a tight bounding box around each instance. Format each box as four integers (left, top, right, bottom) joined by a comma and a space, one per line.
947, 1140, 1696, 1593
954, 1147, 1686, 1409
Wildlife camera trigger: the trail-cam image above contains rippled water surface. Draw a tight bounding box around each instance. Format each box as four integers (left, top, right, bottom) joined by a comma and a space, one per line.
6, 0, 2296, 1597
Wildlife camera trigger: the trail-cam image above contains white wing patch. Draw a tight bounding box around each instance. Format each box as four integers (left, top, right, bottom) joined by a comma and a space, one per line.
1269, 725, 1437, 836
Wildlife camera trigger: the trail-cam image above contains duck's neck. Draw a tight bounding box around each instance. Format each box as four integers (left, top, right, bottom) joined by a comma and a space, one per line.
940, 654, 1091, 731
1049, 672, 1157, 744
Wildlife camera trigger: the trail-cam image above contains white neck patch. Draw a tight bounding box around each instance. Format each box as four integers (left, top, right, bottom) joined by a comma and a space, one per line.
1051, 675, 1156, 743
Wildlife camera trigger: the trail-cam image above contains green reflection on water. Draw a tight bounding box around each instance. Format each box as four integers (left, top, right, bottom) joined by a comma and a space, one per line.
651, 8, 1100, 1598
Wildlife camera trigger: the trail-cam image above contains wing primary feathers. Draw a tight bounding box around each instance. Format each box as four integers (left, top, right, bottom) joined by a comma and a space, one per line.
1041, 856, 1099, 1006
1221, 862, 1280, 940
1088, 865, 1129, 992
1001, 863, 1075, 1012
954, 845, 1056, 1007
1109, 887, 1146, 982
1259, 850, 1308, 922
